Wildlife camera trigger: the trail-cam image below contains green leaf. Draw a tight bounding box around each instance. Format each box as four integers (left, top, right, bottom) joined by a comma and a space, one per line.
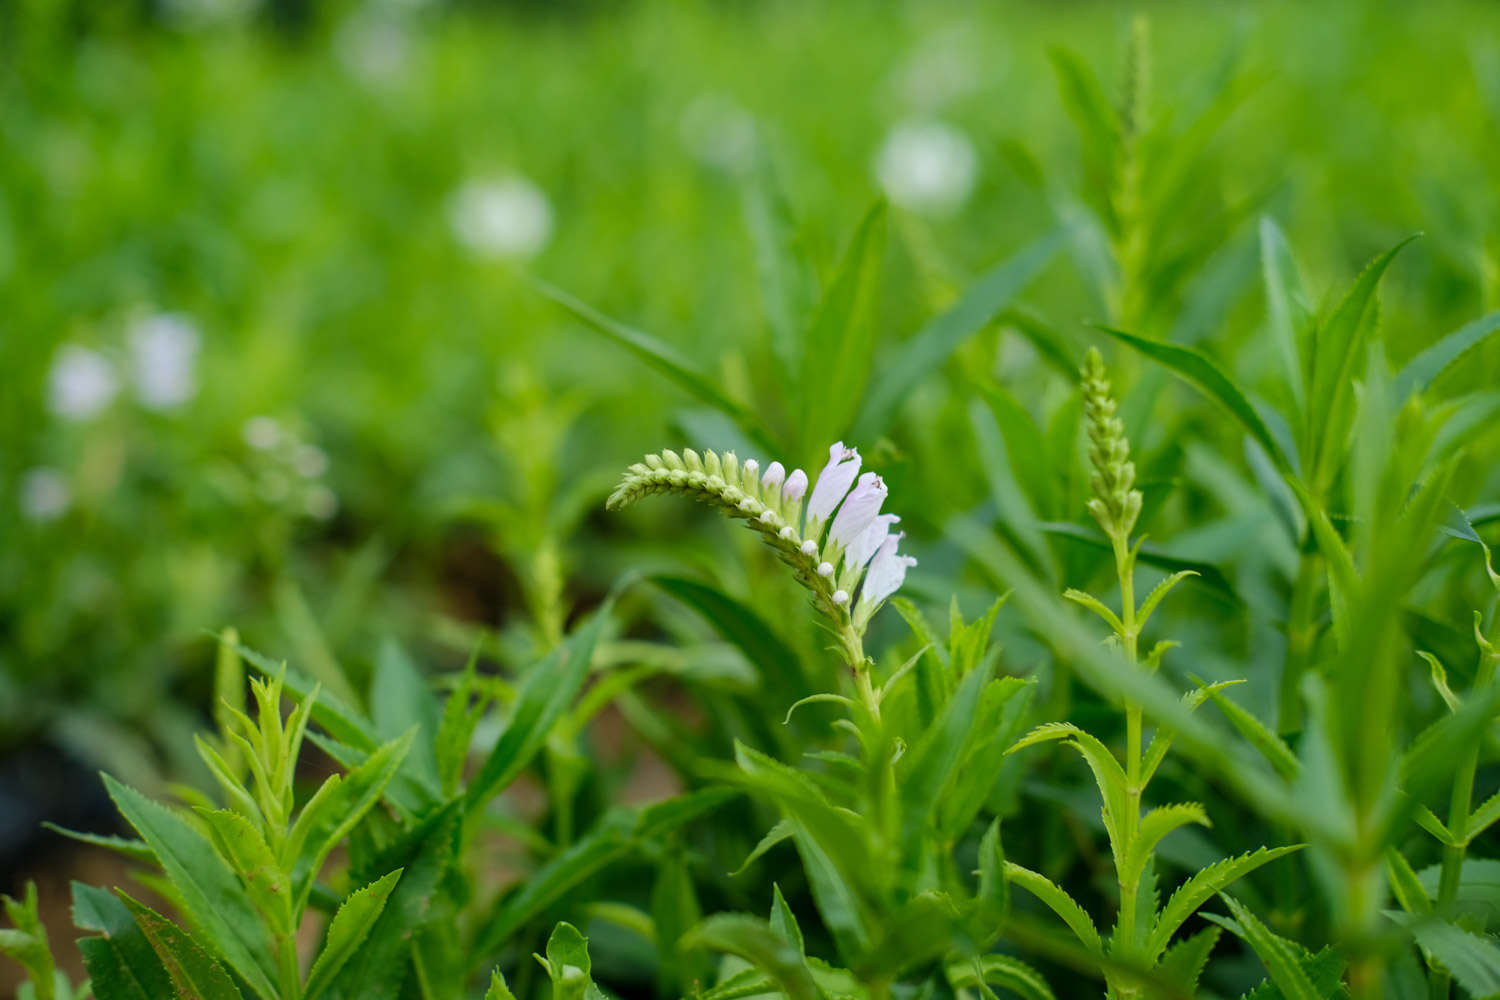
1004, 862, 1103, 955
467, 602, 611, 811
1008, 723, 1130, 859
230, 640, 378, 754
303, 869, 403, 1000
899, 649, 998, 870
533, 280, 776, 452
72, 883, 173, 1000
1218, 896, 1320, 1000
1039, 522, 1237, 601
1141, 679, 1244, 786
1385, 849, 1431, 916
1385, 910, 1500, 998
476, 788, 733, 956
477, 809, 636, 957
1415, 859, 1500, 929
323, 801, 461, 1000
1119, 804, 1210, 897
1145, 845, 1304, 959
1136, 571, 1198, 631
538, 922, 597, 1000
946, 954, 1056, 1000
43, 824, 155, 864
102, 775, 277, 999
287, 729, 414, 910
1063, 588, 1125, 634
118, 893, 245, 1000
768, 885, 804, 956
683, 915, 819, 1000
1394, 309, 1500, 400
1155, 926, 1221, 996
729, 819, 793, 877
194, 809, 292, 935
854, 230, 1064, 440
1097, 326, 1295, 479
371, 640, 442, 808
1306, 236, 1417, 482
1259, 216, 1312, 420
743, 149, 815, 379
733, 742, 876, 959
1, 883, 56, 1000
483, 970, 518, 1000
651, 575, 806, 697
798, 201, 886, 459
977, 819, 1010, 924
1200, 682, 1300, 781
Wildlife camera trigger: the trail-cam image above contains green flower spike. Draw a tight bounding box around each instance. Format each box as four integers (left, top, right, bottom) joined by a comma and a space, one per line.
1081, 347, 1143, 543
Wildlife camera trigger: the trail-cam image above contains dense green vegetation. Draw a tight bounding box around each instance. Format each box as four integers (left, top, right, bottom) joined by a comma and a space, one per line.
4, 1, 1500, 998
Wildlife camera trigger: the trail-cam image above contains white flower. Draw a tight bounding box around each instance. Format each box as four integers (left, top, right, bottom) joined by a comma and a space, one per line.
845, 513, 900, 573
805, 442, 861, 538
305, 486, 339, 521
243, 416, 282, 450
679, 94, 757, 172
294, 444, 329, 478
874, 119, 977, 218
828, 471, 887, 550
335, 13, 411, 85
449, 176, 554, 258
129, 313, 200, 411
783, 468, 808, 503
859, 532, 917, 614
761, 460, 785, 493
19, 468, 71, 522
48, 345, 119, 421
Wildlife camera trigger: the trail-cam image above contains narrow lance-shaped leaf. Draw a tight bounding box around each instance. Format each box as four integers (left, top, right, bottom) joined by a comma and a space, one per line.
533, 279, 779, 453
303, 869, 403, 1000
854, 229, 1064, 440
103, 774, 278, 999
119, 892, 245, 1000
1097, 326, 1296, 479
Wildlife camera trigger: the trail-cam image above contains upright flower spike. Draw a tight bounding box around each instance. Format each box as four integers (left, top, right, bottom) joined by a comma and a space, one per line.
1081, 347, 1142, 542
607, 444, 915, 645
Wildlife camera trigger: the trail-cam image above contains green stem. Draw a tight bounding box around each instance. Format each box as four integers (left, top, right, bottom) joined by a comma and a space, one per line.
843, 623, 880, 726
1430, 648, 1497, 998
1279, 552, 1323, 731
1114, 532, 1144, 966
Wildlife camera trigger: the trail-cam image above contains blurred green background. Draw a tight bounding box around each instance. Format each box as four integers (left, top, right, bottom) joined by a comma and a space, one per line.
4, 0, 1499, 896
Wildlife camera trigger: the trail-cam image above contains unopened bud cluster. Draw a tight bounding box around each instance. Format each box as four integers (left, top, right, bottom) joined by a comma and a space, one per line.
1081, 347, 1142, 541
608, 442, 913, 634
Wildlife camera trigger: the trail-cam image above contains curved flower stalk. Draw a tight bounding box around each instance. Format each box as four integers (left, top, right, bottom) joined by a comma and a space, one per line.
608, 442, 915, 707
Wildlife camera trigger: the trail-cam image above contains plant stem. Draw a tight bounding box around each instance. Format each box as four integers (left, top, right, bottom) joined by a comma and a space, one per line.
1114, 531, 1144, 974
843, 623, 880, 726
1279, 552, 1322, 731
1429, 644, 1498, 998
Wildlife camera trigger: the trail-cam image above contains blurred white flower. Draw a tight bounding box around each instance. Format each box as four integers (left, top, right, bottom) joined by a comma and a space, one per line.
890, 30, 981, 110
48, 344, 119, 421
679, 94, 757, 171
449, 177, 554, 258
874, 119, 978, 218
161, 0, 260, 29
243, 416, 283, 451
19, 467, 71, 522
129, 313, 201, 411
305, 486, 339, 521
335, 13, 411, 84
294, 444, 329, 478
